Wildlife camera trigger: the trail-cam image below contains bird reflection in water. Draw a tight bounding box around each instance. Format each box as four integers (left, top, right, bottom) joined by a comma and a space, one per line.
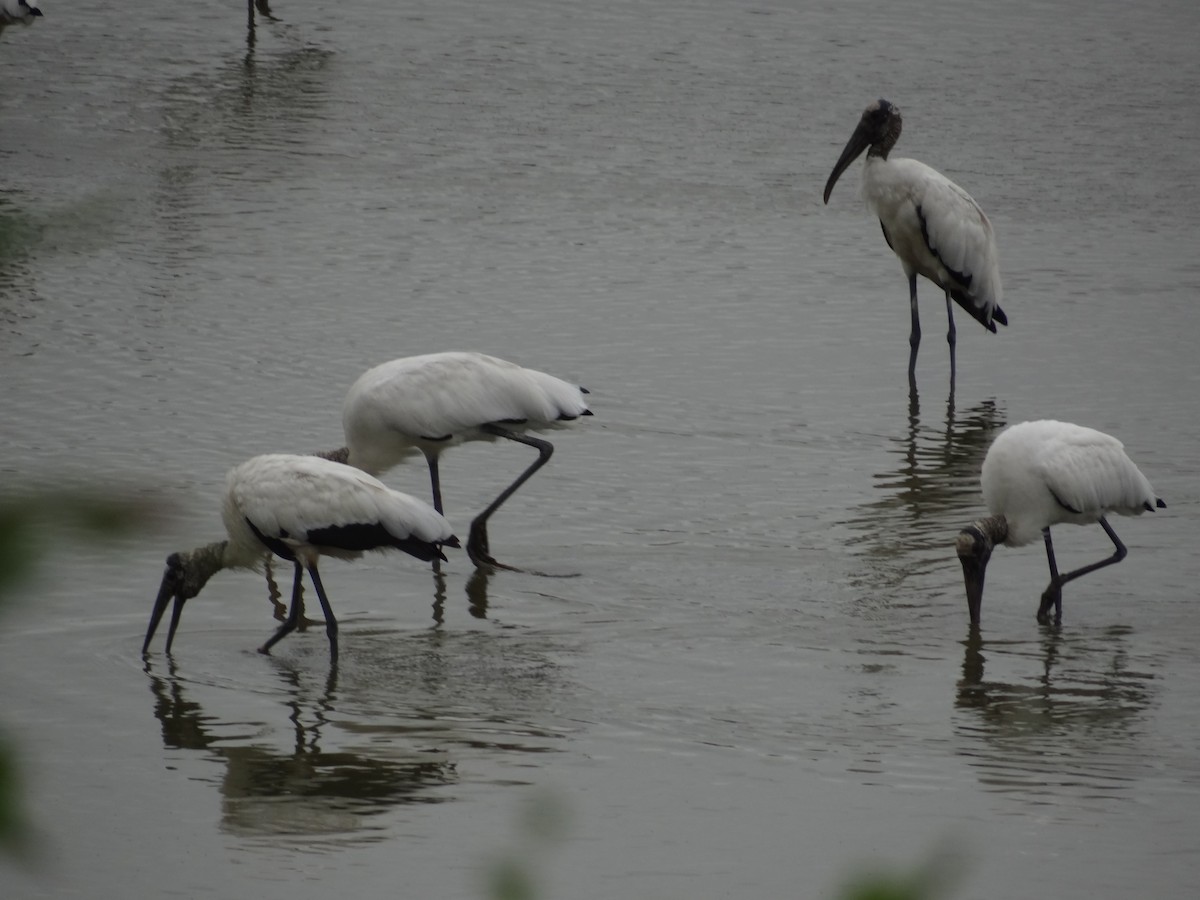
954, 627, 1156, 797
844, 386, 1006, 569
245, 0, 277, 51
144, 659, 457, 840
428, 566, 495, 622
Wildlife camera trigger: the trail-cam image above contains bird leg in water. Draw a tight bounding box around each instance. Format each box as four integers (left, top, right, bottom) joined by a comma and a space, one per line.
260, 560, 306, 655
424, 451, 445, 515
424, 450, 446, 575
305, 564, 339, 663
467, 425, 554, 573
259, 560, 339, 662
907, 273, 921, 378
944, 290, 957, 386
1036, 517, 1129, 624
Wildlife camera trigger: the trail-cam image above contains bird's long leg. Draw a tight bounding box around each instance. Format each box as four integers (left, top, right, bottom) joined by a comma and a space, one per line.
259, 560, 306, 656
1043, 527, 1062, 582
304, 564, 339, 664
944, 289, 957, 387
424, 450, 445, 574
1038, 528, 1063, 624
467, 425, 554, 572
907, 273, 921, 379
1037, 518, 1129, 624
424, 451, 445, 515
1056, 518, 1129, 586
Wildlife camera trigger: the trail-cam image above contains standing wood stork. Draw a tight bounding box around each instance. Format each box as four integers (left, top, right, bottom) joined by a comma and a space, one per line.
956, 421, 1165, 626
823, 99, 1007, 383
143, 454, 459, 662
0, 0, 42, 34
318, 351, 592, 572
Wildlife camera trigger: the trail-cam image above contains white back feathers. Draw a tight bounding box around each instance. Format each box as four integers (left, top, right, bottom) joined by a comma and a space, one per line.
981, 420, 1159, 547
223, 454, 455, 563
342, 351, 591, 476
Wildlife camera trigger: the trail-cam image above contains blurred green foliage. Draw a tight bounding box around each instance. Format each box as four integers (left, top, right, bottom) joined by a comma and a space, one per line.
0, 487, 164, 861
483, 789, 571, 900
836, 842, 966, 900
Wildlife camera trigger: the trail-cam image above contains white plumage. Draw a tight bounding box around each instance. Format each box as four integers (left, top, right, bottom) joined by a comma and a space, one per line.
981, 421, 1159, 546
824, 99, 1006, 382
144, 454, 459, 661
322, 351, 592, 570
957, 421, 1164, 625
0, 0, 42, 32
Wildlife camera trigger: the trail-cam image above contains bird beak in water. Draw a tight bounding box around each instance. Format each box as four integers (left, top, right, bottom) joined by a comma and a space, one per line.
165, 594, 188, 653
144, 570, 188, 655
960, 556, 986, 626
143, 573, 176, 654
822, 120, 872, 205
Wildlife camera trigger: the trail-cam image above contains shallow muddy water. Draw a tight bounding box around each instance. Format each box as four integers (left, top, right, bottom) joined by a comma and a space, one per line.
2, 1, 1199, 897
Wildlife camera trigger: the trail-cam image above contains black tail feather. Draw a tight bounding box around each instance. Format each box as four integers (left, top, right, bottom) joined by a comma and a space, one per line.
949, 288, 1006, 332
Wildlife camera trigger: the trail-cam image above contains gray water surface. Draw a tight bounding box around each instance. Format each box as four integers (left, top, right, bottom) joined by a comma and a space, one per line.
3, 1, 1199, 897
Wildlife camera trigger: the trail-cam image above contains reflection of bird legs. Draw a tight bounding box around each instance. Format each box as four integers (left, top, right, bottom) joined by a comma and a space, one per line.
430, 567, 448, 626
264, 556, 320, 630
466, 567, 491, 619
246, 0, 277, 51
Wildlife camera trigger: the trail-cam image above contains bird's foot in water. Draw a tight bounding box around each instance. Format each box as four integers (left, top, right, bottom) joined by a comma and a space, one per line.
1036, 585, 1063, 625
466, 521, 524, 573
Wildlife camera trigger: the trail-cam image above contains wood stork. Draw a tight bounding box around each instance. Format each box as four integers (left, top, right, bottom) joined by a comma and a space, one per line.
956, 421, 1165, 626
823, 99, 1007, 383
0, 0, 42, 34
317, 351, 592, 572
143, 454, 459, 662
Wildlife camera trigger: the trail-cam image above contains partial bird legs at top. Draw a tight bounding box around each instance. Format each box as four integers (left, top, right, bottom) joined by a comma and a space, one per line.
1036, 517, 1129, 625
467, 425, 555, 572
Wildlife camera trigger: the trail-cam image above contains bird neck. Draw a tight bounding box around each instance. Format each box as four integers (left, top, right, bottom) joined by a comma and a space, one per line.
315, 443, 392, 476
315, 446, 351, 466
174, 540, 233, 598
968, 514, 1009, 547
867, 118, 901, 160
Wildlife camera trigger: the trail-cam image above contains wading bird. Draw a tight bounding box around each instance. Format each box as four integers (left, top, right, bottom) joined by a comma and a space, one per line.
318, 351, 592, 572
956, 420, 1165, 626
0, 0, 42, 34
144, 454, 459, 662
823, 99, 1006, 383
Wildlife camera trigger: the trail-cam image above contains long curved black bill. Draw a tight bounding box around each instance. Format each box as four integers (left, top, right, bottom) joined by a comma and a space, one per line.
822, 121, 871, 205
143, 574, 175, 654
961, 558, 985, 626
165, 595, 187, 653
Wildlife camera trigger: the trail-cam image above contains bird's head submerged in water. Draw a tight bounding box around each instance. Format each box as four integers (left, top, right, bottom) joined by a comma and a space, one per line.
955, 517, 1008, 625
143, 543, 227, 655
